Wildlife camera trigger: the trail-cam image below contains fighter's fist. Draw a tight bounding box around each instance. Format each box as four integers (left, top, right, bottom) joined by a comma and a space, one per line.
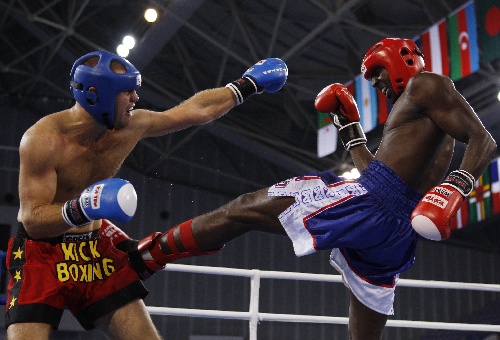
62, 178, 137, 227
315, 83, 366, 150
243, 58, 288, 93
411, 170, 474, 241
315, 83, 360, 122
226, 58, 288, 105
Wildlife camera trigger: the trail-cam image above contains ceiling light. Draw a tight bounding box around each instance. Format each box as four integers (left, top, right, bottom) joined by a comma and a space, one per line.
116, 44, 129, 58
144, 8, 158, 23
342, 168, 360, 179
122, 35, 135, 49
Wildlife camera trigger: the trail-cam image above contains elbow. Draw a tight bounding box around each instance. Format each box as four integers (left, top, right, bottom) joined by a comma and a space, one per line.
20, 213, 44, 238
19, 209, 46, 239
485, 133, 497, 160
20, 219, 39, 238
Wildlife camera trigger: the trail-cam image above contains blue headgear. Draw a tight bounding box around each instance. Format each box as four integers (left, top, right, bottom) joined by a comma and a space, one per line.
69, 51, 141, 129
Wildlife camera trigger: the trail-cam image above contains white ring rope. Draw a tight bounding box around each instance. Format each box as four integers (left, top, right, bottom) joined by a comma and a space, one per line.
146, 264, 500, 339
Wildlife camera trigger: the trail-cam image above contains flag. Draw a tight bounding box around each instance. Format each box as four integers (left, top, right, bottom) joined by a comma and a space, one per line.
354, 74, 377, 133
377, 90, 391, 124
468, 166, 492, 223
489, 157, 500, 214
346, 81, 355, 97
450, 200, 469, 230
448, 1, 480, 81
475, 0, 500, 64
317, 112, 337, 157
420, 19, 450, 76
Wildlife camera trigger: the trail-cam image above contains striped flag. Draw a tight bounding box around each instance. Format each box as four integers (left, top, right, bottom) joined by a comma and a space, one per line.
420, 19, 450, 76
317, 112, 337, 157
448, 1, 480, 81
346, 80, 355, 97
450, 200, 469, 230
468, 166, 492, 222
354, 74, 377, 133
489, 157, 500, 214
476, 0, 500, 65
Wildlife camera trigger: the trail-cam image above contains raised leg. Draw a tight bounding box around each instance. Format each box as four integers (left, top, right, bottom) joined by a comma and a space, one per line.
190, 188, 294, 250
131, 188, 295, 277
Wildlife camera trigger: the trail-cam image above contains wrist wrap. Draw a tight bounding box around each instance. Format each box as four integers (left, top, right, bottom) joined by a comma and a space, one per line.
443, 170, 475, 197
62, 198, 91, 227
225, 77, 261, 105
338, 122, 367, 151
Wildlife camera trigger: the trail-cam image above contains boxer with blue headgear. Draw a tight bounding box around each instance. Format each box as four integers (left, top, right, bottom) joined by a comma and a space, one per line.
70, 51, 142, 129
12, 45, 289, 339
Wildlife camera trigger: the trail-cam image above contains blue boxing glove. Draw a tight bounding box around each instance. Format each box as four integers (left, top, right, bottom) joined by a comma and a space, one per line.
62, 178, 137, 227
226, 58, 288, 105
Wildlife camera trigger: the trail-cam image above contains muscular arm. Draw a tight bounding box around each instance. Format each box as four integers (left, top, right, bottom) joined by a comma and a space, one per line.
140, 87, 237, 138
17, 127, 75, 238
349, 144, 375, 172
408, 73, 496, 179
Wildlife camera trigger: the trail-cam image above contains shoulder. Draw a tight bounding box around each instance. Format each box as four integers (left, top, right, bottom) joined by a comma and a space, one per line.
20, 114, 64, 159
405, 72, 456, 104
406, 72, 455, 96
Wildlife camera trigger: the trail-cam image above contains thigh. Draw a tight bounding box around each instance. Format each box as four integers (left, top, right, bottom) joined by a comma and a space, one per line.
7, 322, 51, 340
95, 298, 162, 340
348, 291, 388, 340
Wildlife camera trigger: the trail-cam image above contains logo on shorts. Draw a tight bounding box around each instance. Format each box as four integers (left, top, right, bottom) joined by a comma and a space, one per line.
56, 239, 116, 283
273, 179, 291, 188
63, 231, 94, 242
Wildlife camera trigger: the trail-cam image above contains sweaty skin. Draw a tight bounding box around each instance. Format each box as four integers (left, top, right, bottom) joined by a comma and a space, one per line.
17, 88, 237, 239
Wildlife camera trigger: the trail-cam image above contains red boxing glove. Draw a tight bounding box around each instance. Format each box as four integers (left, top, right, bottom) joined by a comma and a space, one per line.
99, 219, 135, 249
98, 220, 161, 279
314, 83, 366, 150
411, 170, 474, 241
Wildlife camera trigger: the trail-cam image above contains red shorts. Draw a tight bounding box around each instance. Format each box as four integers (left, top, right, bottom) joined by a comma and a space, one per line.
5, 225, 148, 330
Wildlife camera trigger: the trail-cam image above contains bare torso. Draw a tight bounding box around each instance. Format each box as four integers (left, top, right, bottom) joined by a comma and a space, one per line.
374, 88, 454, 194
364, 70, 492, 195
54, 121, 139, 201
18, 108, 145, 234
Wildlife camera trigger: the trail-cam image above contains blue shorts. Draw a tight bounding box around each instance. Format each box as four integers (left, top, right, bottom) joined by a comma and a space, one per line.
268, 160, 423, 314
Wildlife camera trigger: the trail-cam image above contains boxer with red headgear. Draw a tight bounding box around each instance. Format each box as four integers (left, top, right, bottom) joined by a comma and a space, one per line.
9, 49, 287, 339
361, 38, 425, 98
131, 37, 495, 339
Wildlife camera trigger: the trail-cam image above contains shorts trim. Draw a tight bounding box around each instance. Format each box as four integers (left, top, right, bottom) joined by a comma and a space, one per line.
268, 177, 367, 256
330, 249, 396, 315
5, 303, 64, 330
75, 280, 148, 329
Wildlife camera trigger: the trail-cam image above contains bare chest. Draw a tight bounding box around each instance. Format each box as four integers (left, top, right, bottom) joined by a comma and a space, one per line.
56, 140, 137, 199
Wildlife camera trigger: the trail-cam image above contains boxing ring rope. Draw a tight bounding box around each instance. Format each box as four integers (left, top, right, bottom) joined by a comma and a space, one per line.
146, 264, 500, 339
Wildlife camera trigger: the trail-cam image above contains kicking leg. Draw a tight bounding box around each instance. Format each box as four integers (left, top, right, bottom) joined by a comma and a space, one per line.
191, 188, 294, 250
132, 188, 295, 278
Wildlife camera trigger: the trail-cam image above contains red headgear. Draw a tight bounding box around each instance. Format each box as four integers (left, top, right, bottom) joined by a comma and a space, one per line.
361, 38, 425, 95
